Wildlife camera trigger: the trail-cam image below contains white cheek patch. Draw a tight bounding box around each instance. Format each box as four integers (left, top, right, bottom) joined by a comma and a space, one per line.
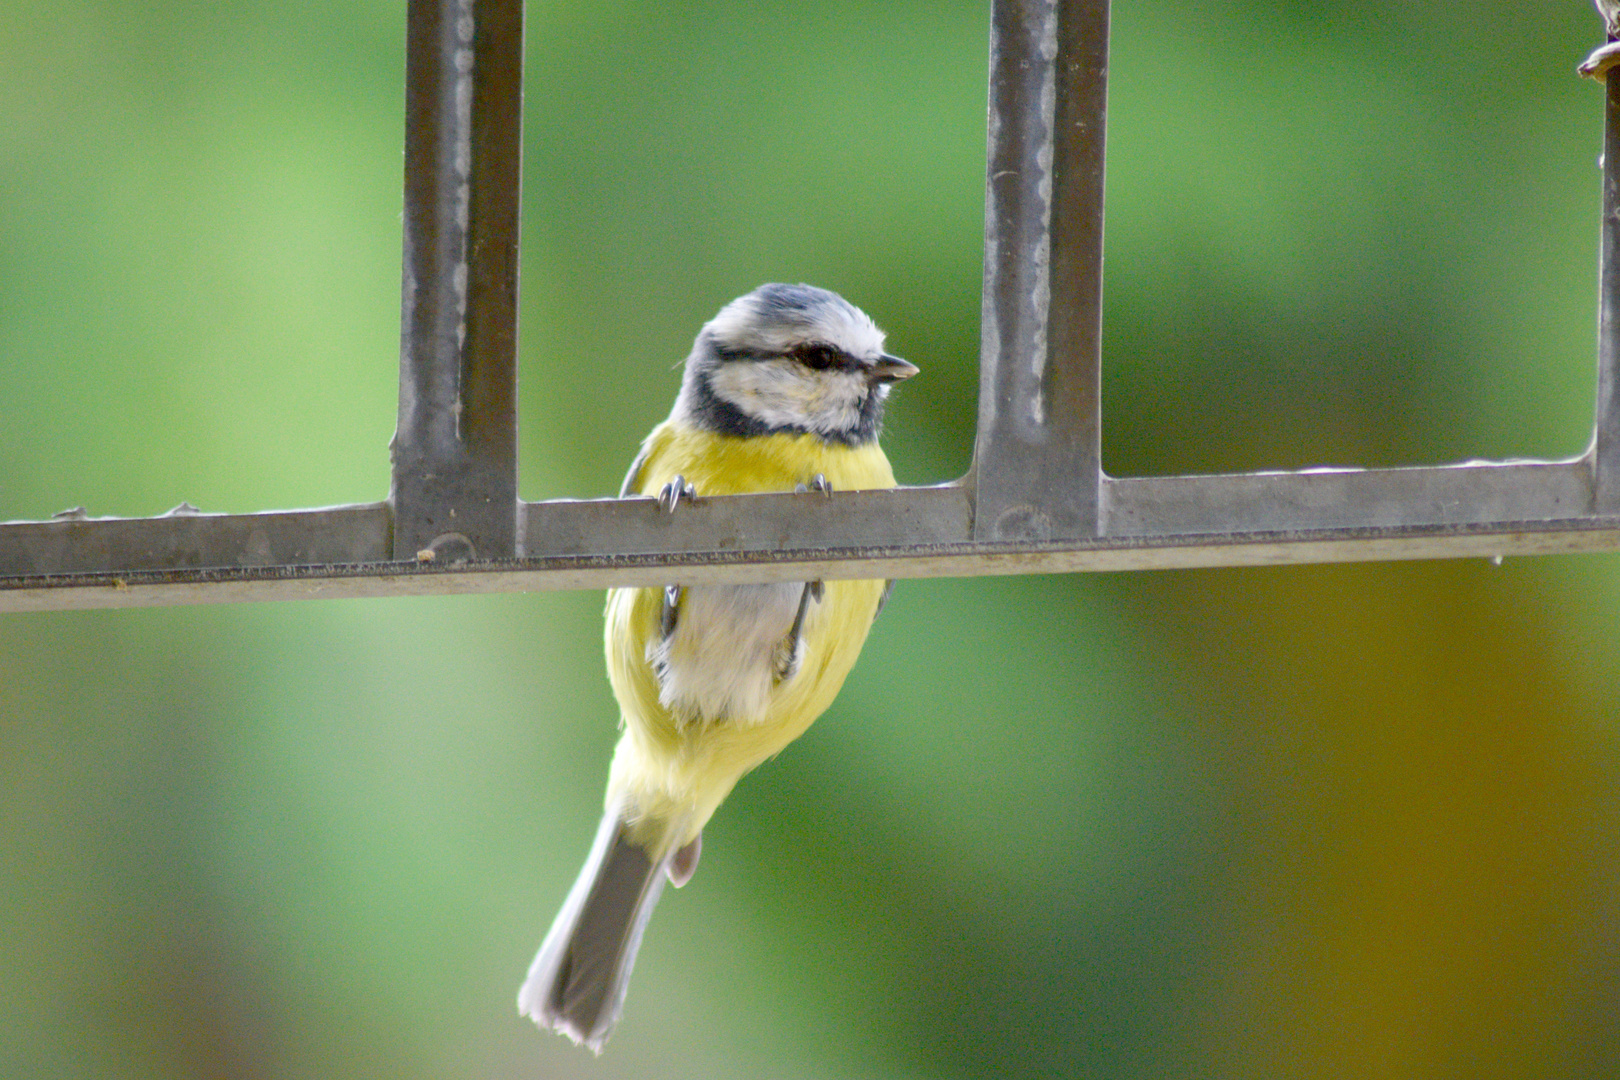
707, 360, 871, 437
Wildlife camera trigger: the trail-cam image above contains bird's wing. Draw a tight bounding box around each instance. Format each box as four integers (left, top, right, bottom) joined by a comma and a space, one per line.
619, 443, 652, 498
619, 422, 684, 498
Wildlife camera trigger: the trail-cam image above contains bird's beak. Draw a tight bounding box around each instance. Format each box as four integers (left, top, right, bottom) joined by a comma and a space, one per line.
868, 354, 920, 384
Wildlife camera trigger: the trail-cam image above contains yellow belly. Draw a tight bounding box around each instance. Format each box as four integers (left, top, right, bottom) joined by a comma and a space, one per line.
603, 422, 896, 853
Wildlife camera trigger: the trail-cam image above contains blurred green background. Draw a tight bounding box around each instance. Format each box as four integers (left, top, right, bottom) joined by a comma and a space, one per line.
3, 1, 1618, 1077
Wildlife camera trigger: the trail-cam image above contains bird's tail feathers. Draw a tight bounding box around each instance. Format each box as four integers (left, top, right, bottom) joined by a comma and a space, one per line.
517, 803, 673, 1052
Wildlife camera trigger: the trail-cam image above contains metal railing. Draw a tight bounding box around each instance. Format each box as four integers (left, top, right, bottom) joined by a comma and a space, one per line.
4, 0, 1619, 614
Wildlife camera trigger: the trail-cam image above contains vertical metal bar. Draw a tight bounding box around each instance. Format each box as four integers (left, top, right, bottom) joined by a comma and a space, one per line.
392, 0, 523, 561
970, 0, 1109, 542
1596, 63, 1620, 513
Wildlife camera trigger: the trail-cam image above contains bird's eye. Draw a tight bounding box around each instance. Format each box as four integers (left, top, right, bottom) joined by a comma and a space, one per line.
797, 345, 841, 371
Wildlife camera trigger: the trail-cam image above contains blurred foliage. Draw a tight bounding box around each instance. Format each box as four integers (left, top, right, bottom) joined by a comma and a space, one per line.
3, 1, 1619, 1078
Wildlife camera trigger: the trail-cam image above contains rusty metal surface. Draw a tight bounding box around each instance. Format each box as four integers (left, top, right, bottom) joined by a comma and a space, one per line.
6, 512, 1618, 614
392, 0, 523, 560
0, 504, 390, 578
7, 459, 1620, 613
1107, 458, 1596, 534
6, 0, 1620, 614
1596, 65, 1620, 512
971, 0, 1109, 542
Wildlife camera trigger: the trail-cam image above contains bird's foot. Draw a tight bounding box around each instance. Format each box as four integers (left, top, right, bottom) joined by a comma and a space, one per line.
657, 475, 696, 513
655, 477, 694, 635
774, 576, 824, 684
789, 473, 829, 607
659, 585, 683, 638
795, 472, 833, 498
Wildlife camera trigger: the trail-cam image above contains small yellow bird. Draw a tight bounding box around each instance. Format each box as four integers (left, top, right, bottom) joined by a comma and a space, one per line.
517, 283, 918, 1050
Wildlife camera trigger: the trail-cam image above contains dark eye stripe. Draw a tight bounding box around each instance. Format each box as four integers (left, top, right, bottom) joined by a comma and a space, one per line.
794, 344, 851, 371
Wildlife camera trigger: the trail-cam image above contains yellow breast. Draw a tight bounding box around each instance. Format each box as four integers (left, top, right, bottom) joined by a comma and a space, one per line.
628, 422, 899, 497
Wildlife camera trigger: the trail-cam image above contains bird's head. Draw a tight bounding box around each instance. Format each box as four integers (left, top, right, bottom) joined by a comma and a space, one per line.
674, 283, 919, 446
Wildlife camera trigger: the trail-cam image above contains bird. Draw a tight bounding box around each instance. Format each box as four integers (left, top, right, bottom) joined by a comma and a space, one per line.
517, 283, 919, 1051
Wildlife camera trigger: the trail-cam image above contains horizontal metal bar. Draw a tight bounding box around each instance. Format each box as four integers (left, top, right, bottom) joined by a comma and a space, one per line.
521, 486, 972, 557
2, 454, 1618, 612
0, 503, 390, 577
1107, 457, 1594, 534
2, 509, 1616, 614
